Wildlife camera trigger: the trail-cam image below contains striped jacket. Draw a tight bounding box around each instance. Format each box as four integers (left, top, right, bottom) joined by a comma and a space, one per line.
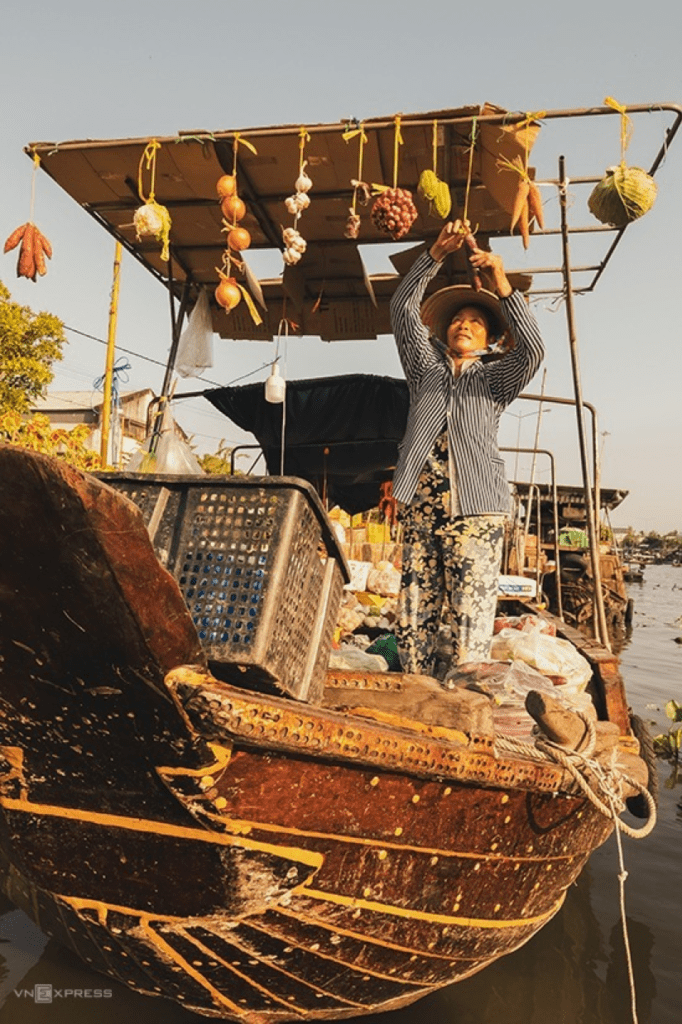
390, 251, 545, 514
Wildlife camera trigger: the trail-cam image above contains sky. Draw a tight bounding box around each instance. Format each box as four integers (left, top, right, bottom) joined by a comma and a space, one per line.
1, 0, 681, 532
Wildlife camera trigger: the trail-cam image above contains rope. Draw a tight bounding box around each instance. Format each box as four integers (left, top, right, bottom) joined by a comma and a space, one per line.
495, 710, 657, 839
605, 96, 634, 165
608, 787, 640, 1024
138, 139, 161, 203
29, 151, 40, 222
392, 115, 403, 190
462, 117, 478, 224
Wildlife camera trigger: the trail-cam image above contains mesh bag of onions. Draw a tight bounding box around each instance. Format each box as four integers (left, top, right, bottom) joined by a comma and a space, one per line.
588, 164, 657, 228
371, 188, 418, 240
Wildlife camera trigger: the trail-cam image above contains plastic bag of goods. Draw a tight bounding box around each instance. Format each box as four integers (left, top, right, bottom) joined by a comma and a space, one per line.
445, 660, 592, 740
366, 561, 401, 596
493, 614, 556, 636
490, 628, 592, 694
328, 648, 389, 672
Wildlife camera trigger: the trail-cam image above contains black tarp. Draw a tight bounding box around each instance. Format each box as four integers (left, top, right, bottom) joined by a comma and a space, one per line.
205, 374, 409, 514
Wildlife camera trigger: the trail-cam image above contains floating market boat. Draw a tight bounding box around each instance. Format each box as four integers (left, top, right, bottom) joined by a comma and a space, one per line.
1, 101, 677, 1019
0, 443, 653, 1021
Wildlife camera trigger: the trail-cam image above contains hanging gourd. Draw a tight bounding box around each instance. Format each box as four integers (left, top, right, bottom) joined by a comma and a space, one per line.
4, 153, 53, 280
417, 121, 452, 219
282, 127, 311, 265
588, 98, 657, 228
134, 140, 172, 261
214, 133, 261, 324
370, 117, 418, 240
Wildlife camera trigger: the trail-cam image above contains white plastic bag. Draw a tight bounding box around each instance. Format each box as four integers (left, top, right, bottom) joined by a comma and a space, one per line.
126, 405, 204, 475
176, 289, 214, 379
366, 562, 401, 596
490, 628, 592, 692
328, 648, 389, 672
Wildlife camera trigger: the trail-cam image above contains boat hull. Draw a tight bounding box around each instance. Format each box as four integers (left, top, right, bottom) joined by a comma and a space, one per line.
0, 445, 614, 1019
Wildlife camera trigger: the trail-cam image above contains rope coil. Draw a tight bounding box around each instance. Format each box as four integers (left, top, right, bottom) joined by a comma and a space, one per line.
495, 711, 657, 839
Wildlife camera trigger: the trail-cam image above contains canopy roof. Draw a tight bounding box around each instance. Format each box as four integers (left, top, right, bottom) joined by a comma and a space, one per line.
29, 101, 681, 343
28, 102, 543, 342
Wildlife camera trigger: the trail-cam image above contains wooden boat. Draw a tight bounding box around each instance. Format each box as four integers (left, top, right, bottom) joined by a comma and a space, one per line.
508, 481, 634, 639
3, 101, 671, 1018
0, 443, 653, 1020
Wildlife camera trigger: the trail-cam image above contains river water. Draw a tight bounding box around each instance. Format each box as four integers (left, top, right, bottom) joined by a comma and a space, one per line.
1, 565, 680, 1024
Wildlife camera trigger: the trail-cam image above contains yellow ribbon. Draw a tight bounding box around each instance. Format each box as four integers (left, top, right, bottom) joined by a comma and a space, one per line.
237, 283, 263, 326
231, 132, 258, 175
604, 96, 633, 163
342, 125, 368, 144
462, 116, 479, 224
138, 139, 161, 203
432, 120, 438, 173
392, 115, 403, 189
343, 122, 367, 213
298, 125, 311, 172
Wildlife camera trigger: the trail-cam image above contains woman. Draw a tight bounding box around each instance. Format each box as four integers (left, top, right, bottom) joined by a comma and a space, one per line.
390, 220, 545, 675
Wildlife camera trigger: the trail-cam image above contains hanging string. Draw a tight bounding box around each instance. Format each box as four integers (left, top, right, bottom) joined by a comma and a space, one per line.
604, 96, 634, 165
342, 122, 368, 215
275, 318, 289, 475
462, 117, 478, 224
392, 115, 403, 189
138, 139, 161, 202
432, 120, 439, 172
29, 151, 40, 222
298, 125, 311, 173
231, 131, 258, 175
517, 111, 546, 174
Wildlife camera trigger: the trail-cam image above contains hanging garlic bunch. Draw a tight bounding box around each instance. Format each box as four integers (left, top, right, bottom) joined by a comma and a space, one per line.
282, 226, 307, 265
284, 161, 313, 215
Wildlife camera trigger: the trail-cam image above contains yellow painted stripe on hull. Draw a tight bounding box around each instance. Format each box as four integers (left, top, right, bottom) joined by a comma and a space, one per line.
0, 796, 323, 869
299, 887, 565, 930
139, 917, 248, 1016
178, 925, 365, 1009
201, 810, 580, 864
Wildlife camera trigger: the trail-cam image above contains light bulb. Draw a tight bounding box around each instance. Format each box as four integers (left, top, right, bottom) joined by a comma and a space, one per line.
265, 362, 286, 404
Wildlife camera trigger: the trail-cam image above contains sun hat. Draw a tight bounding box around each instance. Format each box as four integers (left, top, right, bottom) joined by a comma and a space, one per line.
420, 284, 507, 344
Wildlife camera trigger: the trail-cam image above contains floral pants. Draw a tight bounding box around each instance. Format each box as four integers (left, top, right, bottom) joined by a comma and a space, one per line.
396, 433, 505, 675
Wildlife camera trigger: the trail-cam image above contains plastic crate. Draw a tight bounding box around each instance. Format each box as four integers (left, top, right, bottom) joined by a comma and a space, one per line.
102, 474, 349, 703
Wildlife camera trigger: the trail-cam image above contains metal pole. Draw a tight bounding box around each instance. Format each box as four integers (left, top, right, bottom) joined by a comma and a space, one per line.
558, 156, 610, 649
150, 264, 191, 456
100, 241, 122, 466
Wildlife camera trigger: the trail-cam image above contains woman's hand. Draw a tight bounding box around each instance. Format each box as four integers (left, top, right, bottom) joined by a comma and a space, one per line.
467, 248, 512, 298
429, 220, 468, 263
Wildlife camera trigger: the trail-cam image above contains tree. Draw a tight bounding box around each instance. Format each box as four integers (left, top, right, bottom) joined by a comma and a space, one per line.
0, 280, 65, 413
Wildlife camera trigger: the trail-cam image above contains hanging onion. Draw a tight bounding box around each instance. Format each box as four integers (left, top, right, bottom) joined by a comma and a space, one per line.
221, 195, 246, 222
216, 175, 237, 199
215, 276, 242, 311
227, 226, 251, 251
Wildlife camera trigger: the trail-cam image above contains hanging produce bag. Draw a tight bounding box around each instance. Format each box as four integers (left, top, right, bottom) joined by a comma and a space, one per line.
176, 289, 214, 378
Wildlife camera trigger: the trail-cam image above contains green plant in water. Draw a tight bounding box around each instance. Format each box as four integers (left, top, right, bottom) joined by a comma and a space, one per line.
653, 700, 682, 761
